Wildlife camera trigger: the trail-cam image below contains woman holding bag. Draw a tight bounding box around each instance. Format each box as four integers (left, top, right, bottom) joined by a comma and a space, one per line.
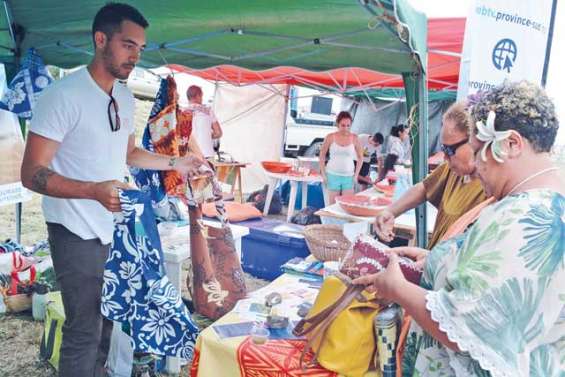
354, 81, 564, 377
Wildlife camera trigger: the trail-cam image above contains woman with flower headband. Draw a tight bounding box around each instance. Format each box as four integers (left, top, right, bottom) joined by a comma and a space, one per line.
354, 81, 564, 376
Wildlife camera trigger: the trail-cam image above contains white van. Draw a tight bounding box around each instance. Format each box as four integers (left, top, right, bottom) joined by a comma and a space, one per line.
284, 87, 342, 157
126, 67, 160, 100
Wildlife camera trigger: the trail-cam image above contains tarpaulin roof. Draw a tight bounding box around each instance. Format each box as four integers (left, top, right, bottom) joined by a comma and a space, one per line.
0, 0, 427, 78
170, 18, 464, 92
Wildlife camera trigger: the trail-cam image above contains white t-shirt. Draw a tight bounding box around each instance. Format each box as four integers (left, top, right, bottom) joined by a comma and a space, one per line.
30, 67, 135, 244
386, 135, 411, 164
187, 103, 217, 158
357, 134, 381, 163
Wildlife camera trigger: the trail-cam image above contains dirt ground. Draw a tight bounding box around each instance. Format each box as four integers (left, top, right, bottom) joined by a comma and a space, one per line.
0, 192, 273, 377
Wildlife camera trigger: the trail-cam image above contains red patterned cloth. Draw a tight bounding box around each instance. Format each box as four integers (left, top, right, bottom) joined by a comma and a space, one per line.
189, 348, 200, 377
237, 338, 337, 377
147, 76, 194, 197
176, 108, 193, 157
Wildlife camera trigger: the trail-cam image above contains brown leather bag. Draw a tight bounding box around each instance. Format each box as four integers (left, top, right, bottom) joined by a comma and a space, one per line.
188, 209, 246, 320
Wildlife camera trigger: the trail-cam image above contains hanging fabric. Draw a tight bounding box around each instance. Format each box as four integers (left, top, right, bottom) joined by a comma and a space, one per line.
101, 189, 199, 359
0, 48, 53, 119
129, 79, 170, 212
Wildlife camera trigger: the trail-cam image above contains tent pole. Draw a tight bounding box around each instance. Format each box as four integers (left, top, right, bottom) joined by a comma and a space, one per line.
415, 70, 428, 248
281, 85, 290, 158
541, 0, 557, 87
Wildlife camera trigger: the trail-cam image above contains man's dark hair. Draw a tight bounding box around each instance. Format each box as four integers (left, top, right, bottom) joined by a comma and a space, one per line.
372, 132, 384, 145
92, 2, 149, 44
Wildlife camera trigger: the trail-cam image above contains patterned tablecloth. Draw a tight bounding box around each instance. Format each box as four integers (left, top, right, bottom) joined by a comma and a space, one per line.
190, 273, 390, 377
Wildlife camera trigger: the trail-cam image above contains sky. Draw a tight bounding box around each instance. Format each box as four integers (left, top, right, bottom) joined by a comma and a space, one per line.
409, 0, 565, 145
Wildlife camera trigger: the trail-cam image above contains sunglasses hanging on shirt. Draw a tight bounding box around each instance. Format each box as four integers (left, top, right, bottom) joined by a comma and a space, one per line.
108, 94, 121, 132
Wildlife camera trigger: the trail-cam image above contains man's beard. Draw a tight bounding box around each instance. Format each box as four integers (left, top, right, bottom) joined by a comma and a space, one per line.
102, 46, 132, 80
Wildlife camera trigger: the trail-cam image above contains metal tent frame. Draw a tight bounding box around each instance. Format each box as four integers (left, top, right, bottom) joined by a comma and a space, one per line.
1, 0, 435, 247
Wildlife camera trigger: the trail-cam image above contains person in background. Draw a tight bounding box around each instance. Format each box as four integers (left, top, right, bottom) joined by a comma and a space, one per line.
355, 80, 564, 377
319, 111, 364, 204
356, 132, 384, 189
377, 124, 411, 182
20, 4, 202, 376
375, 102, 487, 249
186, 85, 223, 159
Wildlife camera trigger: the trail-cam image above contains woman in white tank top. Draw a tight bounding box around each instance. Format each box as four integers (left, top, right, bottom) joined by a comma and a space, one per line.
319, 111, 364, 204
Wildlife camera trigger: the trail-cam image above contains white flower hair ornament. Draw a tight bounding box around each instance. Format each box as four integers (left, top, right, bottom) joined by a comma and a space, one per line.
475, 110, 512, 163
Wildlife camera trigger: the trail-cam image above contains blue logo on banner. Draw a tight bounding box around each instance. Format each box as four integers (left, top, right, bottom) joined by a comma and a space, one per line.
492, 38, 517, 73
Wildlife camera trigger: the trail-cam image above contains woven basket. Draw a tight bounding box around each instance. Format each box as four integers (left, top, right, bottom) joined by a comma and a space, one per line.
303, 224, 351, 262
4, 293, 32, 313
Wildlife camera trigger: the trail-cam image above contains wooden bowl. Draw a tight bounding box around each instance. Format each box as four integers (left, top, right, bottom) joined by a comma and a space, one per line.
336, 195, 392, 217
374, 183, 395, 197
261, 161, 292, 174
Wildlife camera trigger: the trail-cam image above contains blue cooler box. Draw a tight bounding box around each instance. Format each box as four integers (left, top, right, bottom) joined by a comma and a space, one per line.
238, 218, 310, 281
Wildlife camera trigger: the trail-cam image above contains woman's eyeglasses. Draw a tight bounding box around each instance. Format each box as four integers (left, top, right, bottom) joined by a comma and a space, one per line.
440, 139, 468, 157
108, 95, 121, 132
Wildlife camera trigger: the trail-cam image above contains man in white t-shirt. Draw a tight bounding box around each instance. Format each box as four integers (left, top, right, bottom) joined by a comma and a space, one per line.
20, 4, 202, 376
186, 85, 223, 159
355, 132, 384, 189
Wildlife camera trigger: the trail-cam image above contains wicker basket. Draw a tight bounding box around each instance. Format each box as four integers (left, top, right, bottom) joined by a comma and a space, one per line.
4, 293, 32, 313
303, 224, 351, 262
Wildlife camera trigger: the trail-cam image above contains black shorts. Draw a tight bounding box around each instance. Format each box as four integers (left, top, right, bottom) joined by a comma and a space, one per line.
356, 161, 371, 183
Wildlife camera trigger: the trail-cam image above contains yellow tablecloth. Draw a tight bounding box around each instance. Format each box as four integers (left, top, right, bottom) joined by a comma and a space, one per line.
190, 274, 382, 377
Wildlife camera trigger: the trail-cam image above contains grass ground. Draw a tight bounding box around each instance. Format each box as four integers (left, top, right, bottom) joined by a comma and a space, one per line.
0, 192, 272, 377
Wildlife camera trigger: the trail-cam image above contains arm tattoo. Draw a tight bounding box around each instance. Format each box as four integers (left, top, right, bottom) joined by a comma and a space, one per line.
31, 167, 56, 194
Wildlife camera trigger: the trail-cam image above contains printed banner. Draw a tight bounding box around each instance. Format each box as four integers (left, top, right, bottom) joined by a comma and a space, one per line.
0, 64, 31, 206
457, 0, 555, 99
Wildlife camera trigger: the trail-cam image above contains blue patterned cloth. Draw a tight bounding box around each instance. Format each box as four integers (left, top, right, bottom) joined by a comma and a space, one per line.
101, 189, 199, 359
0, 48, 53, 119
129, 79, 167, 208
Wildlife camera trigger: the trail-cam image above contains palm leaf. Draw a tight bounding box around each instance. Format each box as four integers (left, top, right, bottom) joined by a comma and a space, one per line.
461, 278, 544, 367
529, 344, 557, 377
519, 194, 565, 278
451, 221, 503, 292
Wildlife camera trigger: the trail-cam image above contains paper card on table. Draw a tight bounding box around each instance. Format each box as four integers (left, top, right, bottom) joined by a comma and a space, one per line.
249, 303, 270, 315
268, 322, 300, 340
212, 322, 254, 339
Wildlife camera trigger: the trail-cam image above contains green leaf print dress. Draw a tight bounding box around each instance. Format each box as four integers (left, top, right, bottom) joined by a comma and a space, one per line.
402, 190, 564, 377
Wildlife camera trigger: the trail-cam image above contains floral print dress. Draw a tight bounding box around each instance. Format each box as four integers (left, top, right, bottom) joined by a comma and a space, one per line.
402, 189, 564, 377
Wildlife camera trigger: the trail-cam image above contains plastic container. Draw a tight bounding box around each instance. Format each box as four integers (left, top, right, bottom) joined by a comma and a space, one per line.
392, 172, 414, 217
32, 292, 49, 321
238, 218, 309, 281
157, 221, 176, 237
250, 322, 270, 345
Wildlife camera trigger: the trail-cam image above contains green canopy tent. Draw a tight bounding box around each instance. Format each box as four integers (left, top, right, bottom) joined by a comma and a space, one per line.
0, 0, 431, 247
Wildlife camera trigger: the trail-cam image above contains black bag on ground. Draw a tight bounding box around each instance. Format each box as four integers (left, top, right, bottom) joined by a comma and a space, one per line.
290, 206, 321, 225
247, 185, 282, 215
